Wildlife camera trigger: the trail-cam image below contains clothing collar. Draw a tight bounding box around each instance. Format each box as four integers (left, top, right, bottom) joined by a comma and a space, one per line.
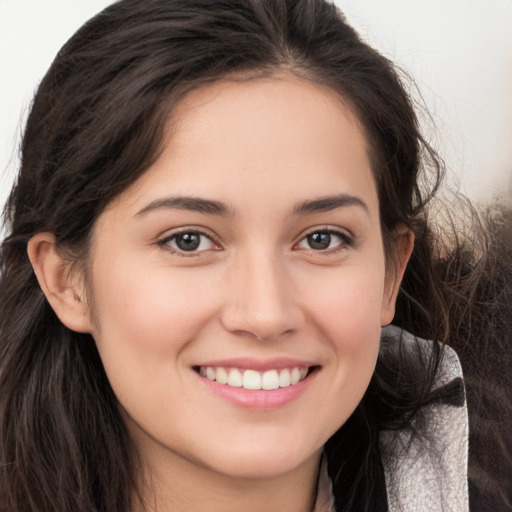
313, 454, 335, 512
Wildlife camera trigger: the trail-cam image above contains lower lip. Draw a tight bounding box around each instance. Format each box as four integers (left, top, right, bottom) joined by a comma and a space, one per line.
197, 370, 316, 409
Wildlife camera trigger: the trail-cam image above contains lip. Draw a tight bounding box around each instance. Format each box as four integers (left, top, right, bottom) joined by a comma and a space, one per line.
195, 357, 315, 372
194, 358, 319, 410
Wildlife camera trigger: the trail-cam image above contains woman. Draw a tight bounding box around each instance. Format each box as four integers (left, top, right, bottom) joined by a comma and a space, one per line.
0, 1, 509, 510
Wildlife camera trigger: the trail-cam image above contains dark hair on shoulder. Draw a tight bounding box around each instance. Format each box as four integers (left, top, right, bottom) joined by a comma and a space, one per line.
441, 200, 512, 510
1, 0, 509, 510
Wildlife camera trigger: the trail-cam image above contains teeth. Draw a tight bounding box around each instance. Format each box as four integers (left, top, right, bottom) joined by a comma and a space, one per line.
227, 369, 243, 387
279, 369, 291, 388
216, 367, 229, 385
199, 366, 309, 390
243, 370, 261, 390
261, 370, 279, 390
290, 367, 302, 385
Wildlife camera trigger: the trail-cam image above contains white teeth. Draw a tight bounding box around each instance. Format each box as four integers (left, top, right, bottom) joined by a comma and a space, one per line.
279, 369, 291, 388
243, 370, 261, 390
261, 370, 279, 390
199, 366, 310, 390
290, 367, 302, 385
227, 368, 243, 387
216, 367, 229, 385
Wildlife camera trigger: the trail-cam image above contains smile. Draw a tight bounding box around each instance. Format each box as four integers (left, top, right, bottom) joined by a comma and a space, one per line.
199, 366, 309, 390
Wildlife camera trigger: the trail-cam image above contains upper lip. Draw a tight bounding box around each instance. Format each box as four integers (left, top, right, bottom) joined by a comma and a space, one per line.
195, 357, 316, 372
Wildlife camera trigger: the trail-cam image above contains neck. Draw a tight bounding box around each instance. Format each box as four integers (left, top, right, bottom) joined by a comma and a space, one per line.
132, 442, 323, 512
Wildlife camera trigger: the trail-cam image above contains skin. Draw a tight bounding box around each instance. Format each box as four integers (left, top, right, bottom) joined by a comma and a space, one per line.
28, 75, 412, 511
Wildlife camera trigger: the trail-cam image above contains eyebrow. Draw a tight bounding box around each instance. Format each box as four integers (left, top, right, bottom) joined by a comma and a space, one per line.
135, 193, 368, 218
293, 194, 369, 215
136, 196, 232, 217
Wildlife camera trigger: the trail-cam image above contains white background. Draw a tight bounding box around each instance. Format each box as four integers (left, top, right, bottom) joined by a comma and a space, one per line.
1, 0, 512, 214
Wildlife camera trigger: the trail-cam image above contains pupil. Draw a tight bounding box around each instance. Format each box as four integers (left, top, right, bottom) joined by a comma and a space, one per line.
308, 232, 330, 250
176, 233, 200, 251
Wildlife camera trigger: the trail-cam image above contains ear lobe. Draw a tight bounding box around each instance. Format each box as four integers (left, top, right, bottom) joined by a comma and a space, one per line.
380, 227, 414, 326
27, 233, 93, 333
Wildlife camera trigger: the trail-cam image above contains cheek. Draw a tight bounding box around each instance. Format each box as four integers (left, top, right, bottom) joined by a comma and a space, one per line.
87, 257, 222, 395
87, 259, 225, 427
305, 264, 386, 338
92, 259, 215, 342
323, 278, 382, 368
331, 272, 383, 371
299, 266, 384, 415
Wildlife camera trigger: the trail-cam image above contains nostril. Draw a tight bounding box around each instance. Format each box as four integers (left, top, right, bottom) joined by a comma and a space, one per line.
219, 309, 301, 342
219, 268, 304, 340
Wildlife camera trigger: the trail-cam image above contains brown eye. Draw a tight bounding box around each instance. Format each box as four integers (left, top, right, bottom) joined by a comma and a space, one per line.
175, 233, 201, 251
296, 230, 351, 252
306, 232, 332, 250
165, 232, 215, 253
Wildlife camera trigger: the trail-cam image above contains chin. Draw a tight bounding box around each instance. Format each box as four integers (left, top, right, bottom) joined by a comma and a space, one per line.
199, 437, 321, 479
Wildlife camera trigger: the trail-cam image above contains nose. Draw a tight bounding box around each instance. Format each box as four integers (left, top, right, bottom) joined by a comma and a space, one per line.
220, 251, 303, 341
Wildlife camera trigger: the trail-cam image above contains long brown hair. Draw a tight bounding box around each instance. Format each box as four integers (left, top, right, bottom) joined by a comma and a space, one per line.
1, 0, 509, 510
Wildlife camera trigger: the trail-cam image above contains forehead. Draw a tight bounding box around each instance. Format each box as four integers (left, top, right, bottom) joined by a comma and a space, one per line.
112, 75, 377, 218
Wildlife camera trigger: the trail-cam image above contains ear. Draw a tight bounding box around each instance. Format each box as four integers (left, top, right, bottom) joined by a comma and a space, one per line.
380, 226, 414, 326
27, 233, 93, 333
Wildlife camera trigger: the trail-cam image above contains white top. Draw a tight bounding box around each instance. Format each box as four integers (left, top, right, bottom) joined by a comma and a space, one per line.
314, 326, 469, 512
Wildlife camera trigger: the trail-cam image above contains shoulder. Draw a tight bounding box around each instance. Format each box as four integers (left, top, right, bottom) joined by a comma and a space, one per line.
379, 326, 469, 512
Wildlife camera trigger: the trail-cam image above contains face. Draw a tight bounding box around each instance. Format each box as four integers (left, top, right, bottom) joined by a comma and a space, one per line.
85, 76, 401, 481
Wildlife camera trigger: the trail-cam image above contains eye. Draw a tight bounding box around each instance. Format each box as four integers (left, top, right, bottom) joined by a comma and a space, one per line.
160, 231, 217, 254
296, 230, 350, 252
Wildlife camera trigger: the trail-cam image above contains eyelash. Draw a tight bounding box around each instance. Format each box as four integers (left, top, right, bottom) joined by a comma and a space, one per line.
294, 227, 354, 254
157, 226, 353, 257
156, 228, 220, 257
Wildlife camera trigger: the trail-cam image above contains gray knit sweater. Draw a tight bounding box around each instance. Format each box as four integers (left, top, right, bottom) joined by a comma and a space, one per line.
314, 326, 469, 512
